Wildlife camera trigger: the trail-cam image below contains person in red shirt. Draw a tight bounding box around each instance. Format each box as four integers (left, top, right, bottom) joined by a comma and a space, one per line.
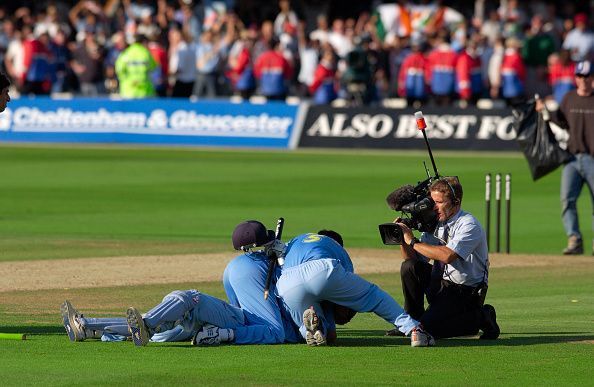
22, 30, 53, 95
309, 48, 337, 104
426, 33, 458, 105
455, 41, 482, 105
397, 38, 428, 107
148, 33, 168, 97
253, 37, 293, 100
227, 30, 256, 99
548, 49, 576, 104
500, 37, 526, 105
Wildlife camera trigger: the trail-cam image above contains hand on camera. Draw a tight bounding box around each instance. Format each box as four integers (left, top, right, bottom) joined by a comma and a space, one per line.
395, 221, 414, 245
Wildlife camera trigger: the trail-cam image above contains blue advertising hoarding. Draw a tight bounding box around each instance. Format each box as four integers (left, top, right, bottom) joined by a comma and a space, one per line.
0, 97, 301, 149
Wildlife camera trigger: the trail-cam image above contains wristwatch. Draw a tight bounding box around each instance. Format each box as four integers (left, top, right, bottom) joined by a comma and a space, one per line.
409, 237, 420, 248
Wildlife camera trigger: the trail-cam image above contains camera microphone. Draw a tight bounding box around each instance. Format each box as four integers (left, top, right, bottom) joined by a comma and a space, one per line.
386, 185, 416, 211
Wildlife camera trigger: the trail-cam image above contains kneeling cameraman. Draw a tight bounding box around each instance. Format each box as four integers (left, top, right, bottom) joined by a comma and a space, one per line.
393, 177, 499, 340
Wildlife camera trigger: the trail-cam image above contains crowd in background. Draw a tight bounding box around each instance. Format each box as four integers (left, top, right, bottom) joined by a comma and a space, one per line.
0, 0, 593, 106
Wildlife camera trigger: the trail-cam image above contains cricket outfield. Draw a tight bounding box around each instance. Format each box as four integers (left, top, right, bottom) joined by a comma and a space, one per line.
0, 146, 592, 385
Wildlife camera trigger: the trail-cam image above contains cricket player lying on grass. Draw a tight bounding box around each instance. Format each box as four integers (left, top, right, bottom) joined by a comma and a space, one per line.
61, 236, 303, 345
123, 222, 351, 347
268, 225, 436, 347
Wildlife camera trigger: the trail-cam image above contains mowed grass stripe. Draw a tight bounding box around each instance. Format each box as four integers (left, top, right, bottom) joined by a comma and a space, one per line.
0, 146, 590, 262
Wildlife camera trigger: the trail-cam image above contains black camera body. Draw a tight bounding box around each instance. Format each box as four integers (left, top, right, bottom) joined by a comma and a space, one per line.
379, 177, 438, 245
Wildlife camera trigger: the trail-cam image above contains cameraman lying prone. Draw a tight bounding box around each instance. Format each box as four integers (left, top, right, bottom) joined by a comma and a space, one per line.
392, 177, 500, 341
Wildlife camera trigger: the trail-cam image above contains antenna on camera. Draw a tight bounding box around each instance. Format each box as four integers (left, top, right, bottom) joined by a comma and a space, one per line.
423, 161, 430, 179
415, 111, 440, 178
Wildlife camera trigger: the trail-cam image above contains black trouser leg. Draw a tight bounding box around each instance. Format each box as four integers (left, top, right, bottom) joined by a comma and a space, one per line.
421, 281, 481, 339
400, 258, 432, 321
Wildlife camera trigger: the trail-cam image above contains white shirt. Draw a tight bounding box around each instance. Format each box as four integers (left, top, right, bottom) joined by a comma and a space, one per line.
421, 209, 489, 286
169, 41, 196, 83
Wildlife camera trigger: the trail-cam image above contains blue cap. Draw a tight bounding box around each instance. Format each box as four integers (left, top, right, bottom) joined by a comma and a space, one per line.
575, 61, 592, 77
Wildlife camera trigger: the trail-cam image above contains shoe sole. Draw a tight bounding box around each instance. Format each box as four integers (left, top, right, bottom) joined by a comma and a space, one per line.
127, 307, 149, 347
61, 300, 83, 342
303, 307, 326, 346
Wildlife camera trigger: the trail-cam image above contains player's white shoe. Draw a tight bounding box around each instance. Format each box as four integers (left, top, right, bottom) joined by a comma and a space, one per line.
410, 325, 435, 347
126, 307, 150, 347
192, 324, 235, 346
61, 300, 86, 342
303, 306, 326, 346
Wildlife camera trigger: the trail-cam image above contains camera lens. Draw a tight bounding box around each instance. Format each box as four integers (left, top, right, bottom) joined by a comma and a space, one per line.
378, 223, 404, 245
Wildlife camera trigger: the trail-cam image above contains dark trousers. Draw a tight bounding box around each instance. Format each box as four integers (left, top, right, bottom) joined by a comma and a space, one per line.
400, 258, 485, 339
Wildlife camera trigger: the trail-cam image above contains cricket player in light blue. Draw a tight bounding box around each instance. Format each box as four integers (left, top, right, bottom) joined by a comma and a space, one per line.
61, 301, 194, 343
61, 222, 301, 346
274, 231, 436, 347
125, 220, 301, 347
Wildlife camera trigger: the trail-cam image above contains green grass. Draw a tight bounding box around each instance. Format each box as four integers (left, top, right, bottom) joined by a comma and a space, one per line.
0, 145, 590, 261
1, 145, 593, 385
1, 267, 593, 386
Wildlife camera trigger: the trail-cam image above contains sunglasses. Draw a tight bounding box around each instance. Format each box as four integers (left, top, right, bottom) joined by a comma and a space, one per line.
575, 74, 591, 78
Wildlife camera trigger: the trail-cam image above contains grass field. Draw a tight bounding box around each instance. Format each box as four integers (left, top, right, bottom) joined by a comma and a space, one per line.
0, 145, 591, 260
1, 145, 593, 386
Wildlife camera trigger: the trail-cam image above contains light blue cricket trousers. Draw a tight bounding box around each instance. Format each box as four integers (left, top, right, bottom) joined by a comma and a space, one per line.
276, 258, 418, 339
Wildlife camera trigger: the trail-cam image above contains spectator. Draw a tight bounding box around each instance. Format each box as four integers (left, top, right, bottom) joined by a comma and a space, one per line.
226, 29, 256, 99
252, 21, 274, 64
426, 32, 458, 105
34, 4, 71, 40
309, 48, 337, 104
297, 21, 319, 96
536, 61, 594, 255
341, 37, 374, 106
4, 26, 26, 92
500, 37, 526, 105
136, 9, 161, 43
562, 13, 594, 62
192, 28, 229, 98
455, 40, 482, 105
115, 33, 157, 98
548, 49, 576, 104
69, 0, 108, 44
48, 28, 72, 93
254, 37, 292, 100
327, 18, 352, 59
0, 19, 17, 74
309, 14, 330, 45
22, 29, 53, 95
487, 36, 505, 99
273, 0, 298, 38
172, 0, 200, 42
71, 28, 105, 96
480, 9, 501, 46
104, 31, 127, 95
522, 15, 556, 97
397, 37, 428, 106
148, 33, 168, 96
168, 26, 196, 98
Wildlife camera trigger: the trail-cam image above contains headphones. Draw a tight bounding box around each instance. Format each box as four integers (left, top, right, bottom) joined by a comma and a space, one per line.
439, 177, 460, 205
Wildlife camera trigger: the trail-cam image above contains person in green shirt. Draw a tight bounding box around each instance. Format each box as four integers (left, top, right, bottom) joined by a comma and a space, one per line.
115, 34, 157, 98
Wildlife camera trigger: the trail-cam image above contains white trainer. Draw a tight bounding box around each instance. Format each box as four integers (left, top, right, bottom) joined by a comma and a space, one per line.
303, 306, 326, 346
127, 307, 150, 347
410, 326, 436, 347
192, 324, 234, 346
60, 300, 86, 342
